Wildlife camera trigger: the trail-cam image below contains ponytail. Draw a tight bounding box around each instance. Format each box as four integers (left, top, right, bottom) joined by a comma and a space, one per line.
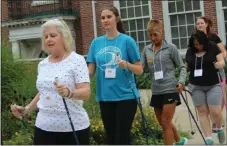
117, 19, 126, 34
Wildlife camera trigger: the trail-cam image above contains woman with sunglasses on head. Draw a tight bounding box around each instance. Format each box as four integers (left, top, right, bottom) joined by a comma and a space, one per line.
196, 16, 226, 133
11, 19, 91, 145
186, 30, 225, 145
141, 19, 187, 145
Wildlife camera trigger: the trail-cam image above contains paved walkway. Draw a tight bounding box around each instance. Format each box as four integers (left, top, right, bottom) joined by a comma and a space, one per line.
139, 89, 227, 145
174, 90, 227, 145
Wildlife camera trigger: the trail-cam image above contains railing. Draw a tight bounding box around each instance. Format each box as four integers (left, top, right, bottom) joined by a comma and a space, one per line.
7, 0, 77, 21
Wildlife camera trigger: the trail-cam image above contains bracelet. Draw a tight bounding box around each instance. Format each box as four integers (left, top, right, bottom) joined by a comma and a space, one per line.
25, 106, 31, 115
126, 61, 129, 68
66, 88, 74, 99
66, 87, 71, 97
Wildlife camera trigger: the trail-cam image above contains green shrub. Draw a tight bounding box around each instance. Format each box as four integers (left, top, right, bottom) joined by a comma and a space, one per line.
136, 73, 151, 89
1, 38, 39, 142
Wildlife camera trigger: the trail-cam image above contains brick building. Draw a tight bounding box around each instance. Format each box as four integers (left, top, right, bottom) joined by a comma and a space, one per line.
1, 0, 227, 60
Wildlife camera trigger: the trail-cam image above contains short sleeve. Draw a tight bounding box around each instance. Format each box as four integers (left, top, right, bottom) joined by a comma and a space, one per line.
209, 33, 222, 44
185, 48, 191, 63
126, 37, 141, 63
213, 43, 221, 55
141, 46, 148, 69
73, 56, 90, 84
87, 39, 96, 63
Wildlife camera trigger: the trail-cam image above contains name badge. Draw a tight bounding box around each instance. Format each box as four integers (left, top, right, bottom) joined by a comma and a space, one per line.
194, 69, 203, 77
41, 96, 57, 107
105, 68, 116, 78
154, 71, 163, 80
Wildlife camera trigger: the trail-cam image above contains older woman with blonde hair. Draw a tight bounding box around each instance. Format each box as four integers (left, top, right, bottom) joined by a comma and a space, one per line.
11, 19, 91, 145
141, 19, 187, 145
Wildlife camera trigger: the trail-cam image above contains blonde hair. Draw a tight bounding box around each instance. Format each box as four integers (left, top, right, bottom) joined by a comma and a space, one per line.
147, 19, 163, 35
41, 19, 73, 52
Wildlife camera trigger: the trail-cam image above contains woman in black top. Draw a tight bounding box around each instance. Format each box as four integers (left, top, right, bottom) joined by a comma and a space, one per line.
196, 17, 226, 122
186, 30, 225, 144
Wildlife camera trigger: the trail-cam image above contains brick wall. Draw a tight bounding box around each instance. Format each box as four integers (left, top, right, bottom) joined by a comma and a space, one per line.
1, 0, 9, 41
2, 0, 8, 21
151, 0, 165, 37
203, 0, 218, 33
95, 1, 114, 37
75, 1, 94, 55
76, 1, 114, 54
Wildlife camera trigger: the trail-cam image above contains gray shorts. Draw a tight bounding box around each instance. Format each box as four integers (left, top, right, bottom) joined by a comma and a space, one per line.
188, 83, 222, 107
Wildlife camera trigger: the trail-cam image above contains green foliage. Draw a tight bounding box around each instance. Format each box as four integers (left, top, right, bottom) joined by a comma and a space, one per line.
136, 73, 151, 89
175, 67, 190, 86
131, 107, 164, 145
3, 131, 33, 145
1, 37, 190, 144
1, 38, 39, 141
88, 106, 164, 145
83, 77, 101, 119
3, 113, 36, 145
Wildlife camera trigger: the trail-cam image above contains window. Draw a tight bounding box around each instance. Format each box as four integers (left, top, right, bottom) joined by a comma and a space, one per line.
216, 0, 227, 44
31, 0, 58, 6
223, 1, 227, 43
114, 0, 152, 52
163, 0, 204, 51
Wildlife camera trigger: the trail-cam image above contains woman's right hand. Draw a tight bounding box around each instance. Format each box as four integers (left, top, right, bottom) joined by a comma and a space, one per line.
10, 104, 28, 119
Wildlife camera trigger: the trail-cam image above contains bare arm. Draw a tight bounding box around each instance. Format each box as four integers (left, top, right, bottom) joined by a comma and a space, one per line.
70, 82, 91, 100
88, 63, 96, 78
217, 43, 226, 58
127, 61, 143, 75
26, 93, 40, 111
215, 53, 225, 69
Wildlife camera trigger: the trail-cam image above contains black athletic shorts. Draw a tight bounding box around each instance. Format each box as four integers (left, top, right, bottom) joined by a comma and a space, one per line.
150, 92, 181, 108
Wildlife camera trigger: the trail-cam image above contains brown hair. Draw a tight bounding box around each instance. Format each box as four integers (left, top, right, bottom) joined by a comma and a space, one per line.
196, 16, 213, 35
101, 6, 125, 34
147, 19, 163, 35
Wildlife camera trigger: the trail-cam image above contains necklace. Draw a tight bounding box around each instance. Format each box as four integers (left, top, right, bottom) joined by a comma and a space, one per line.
50, 52, 67, 63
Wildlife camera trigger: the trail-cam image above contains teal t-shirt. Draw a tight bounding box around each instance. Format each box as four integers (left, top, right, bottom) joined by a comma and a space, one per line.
87, 33, 141, 102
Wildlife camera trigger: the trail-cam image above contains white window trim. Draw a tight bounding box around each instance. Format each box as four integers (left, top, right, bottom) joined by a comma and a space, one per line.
113, 1, 152, 49
31, 0, 58, 6
162, 1, 204, 56
216, 1, 226, 44
113, 1, 152, 20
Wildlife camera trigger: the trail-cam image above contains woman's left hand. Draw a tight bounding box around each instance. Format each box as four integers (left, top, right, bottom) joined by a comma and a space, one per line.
176, 83, 183, 93
214, 62, 223, 69
54, 82, 70, 97
118, 58, 128, 69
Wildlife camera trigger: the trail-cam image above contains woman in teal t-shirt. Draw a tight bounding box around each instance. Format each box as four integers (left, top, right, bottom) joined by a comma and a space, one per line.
87, 6, 143, 145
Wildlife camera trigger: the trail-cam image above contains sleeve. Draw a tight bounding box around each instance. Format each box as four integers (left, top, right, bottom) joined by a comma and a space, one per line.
141, 46, 148, 70
185, 48, 190, 63
37, 63, 40, 76
185, 48, 191, 72
126, 37, 141, 63
73, 56, 90, 84
87, 39, 96, 63
171, 44, 187, 85
213, 43, 221, 55
213, 34, 222, 44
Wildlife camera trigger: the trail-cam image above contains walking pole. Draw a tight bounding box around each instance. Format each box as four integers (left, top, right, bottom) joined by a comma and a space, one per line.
55, 77, 79, 145
10, 104, 34, 141
123, 71, 157, 145
116, 52, 157, 145
217, 72, 227, 108
184, 91, 195, 135
177, 86, 207, 145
